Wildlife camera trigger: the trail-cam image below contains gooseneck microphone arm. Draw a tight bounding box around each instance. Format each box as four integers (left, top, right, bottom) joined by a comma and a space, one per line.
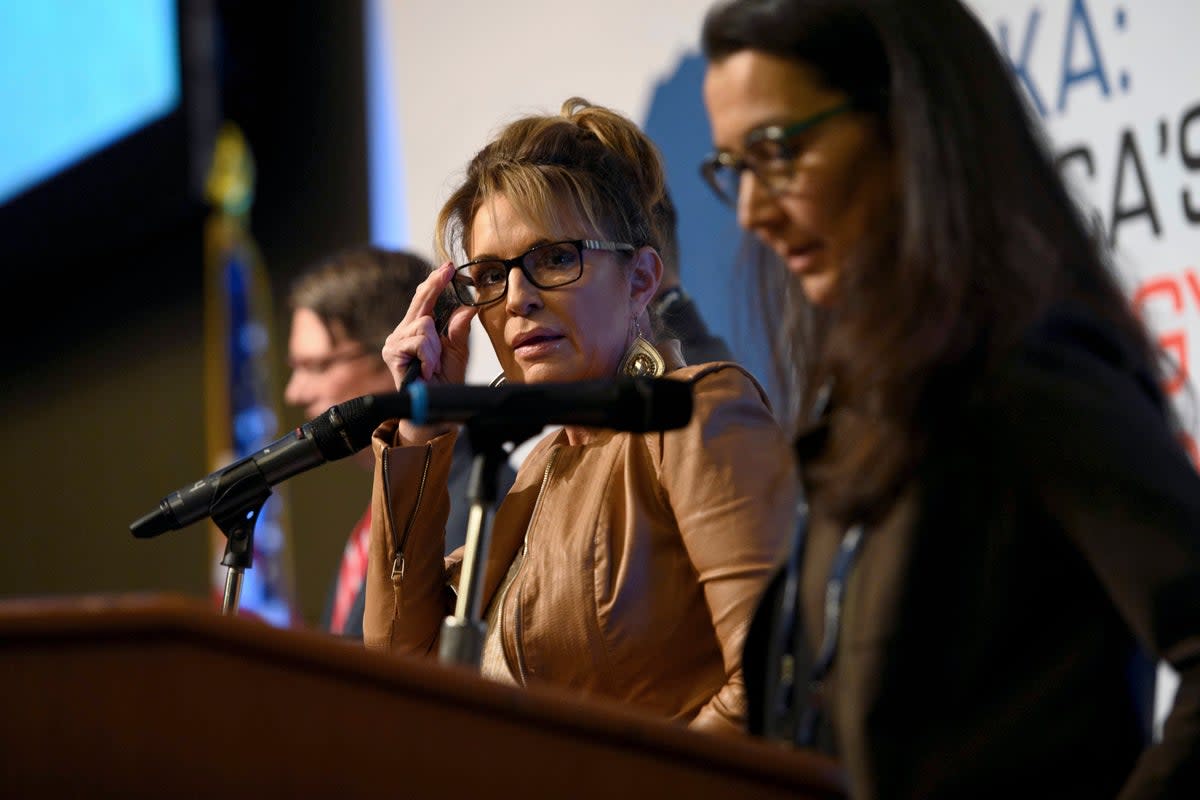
129, 377, 694, 618
130, 378, 692, 540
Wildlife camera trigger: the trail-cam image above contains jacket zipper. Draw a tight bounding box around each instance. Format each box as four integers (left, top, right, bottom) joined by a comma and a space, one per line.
381, 441, 434, 582
501, 444, 560, 686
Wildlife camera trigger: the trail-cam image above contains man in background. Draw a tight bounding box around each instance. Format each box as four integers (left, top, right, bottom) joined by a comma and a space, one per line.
284, 244, 514, 638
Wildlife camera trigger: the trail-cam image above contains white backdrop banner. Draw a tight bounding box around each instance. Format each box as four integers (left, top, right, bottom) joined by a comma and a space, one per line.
968, 0, 1200, 463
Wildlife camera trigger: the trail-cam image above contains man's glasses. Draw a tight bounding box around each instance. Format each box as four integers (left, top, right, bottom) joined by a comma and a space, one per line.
288, 348, 370, 377
700, 102, 853, 206
451, 239, 635, 307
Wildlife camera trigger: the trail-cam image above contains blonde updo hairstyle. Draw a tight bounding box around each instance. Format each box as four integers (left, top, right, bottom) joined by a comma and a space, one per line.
435, 98, 669, 285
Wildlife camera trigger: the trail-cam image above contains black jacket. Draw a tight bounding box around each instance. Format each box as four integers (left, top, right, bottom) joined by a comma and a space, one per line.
652, 287, 733, 366
745, 304, 1200, 799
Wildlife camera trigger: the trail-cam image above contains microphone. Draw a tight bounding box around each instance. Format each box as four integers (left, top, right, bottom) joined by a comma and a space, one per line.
368, 375, 693, 430
129, 396, 386, 539
129, 376, 692, 539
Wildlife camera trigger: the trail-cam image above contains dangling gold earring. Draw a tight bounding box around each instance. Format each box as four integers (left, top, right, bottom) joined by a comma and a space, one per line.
618, 318, 665, 378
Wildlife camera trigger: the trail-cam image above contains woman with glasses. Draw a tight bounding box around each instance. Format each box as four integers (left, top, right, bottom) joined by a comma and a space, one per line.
699, 0, 1200, 796
361, 97, 801, 736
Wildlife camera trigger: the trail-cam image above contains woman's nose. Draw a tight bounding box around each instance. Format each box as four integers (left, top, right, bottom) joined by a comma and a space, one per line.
737, 170, 782, 233
504, 266, 543, 315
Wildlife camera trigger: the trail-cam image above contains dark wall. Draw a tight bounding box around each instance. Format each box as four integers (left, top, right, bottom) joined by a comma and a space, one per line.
0, 1, 372, 627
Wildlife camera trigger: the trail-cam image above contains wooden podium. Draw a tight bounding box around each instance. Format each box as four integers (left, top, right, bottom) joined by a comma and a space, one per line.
0, 594, 846, 798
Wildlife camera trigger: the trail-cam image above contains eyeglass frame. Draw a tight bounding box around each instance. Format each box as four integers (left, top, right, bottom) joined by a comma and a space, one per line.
699, 102, 855, 206
450, 238, 636, 307
287, 347, 371, 377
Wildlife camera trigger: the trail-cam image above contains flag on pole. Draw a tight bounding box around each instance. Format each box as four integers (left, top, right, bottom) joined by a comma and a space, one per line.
201, 121, 299, 627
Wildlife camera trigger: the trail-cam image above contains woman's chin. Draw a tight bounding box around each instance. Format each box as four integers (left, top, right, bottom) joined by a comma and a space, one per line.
800, 272, 839, 308
513, 357, 598, 385
519, 364, 571, 384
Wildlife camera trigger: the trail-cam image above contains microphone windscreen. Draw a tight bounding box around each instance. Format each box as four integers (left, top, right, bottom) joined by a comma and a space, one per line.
130, 502, 174, 539
623, 377, 693, 432
308, 395, 384, 459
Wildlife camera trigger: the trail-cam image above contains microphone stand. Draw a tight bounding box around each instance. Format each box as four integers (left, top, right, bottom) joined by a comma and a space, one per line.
206, 459, 274, 616
438, 417, 543, 669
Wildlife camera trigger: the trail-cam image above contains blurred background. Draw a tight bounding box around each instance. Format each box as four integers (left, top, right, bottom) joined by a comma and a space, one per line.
0, 0, 373, 625
0, 0, 748, 628
2, 0, 1198, 645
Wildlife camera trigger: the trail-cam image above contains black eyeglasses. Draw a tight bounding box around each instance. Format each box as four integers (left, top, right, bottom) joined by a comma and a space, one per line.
700, 102, 854, 206
451, 239, 635, 307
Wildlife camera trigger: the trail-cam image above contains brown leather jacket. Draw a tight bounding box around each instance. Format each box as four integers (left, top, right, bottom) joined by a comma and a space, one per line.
362, 361, 798, 734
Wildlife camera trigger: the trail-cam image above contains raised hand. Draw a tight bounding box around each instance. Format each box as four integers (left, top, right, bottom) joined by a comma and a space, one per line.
381, 262, 478, 443
382, 262, 477, 389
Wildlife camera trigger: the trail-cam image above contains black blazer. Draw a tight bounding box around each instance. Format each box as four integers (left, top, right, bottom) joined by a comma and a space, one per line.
745, 304, 1200, 799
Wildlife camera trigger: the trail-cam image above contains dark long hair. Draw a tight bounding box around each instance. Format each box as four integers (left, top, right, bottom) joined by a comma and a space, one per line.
703, 0, 1165, 524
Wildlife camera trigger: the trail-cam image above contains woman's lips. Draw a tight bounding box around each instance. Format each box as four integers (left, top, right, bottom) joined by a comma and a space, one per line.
513, 334, 564, 359
785, 245, 823, 275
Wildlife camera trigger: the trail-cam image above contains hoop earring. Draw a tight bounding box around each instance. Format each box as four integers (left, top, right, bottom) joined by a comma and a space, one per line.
489, 372, 506, 387
618, 319, 665, 378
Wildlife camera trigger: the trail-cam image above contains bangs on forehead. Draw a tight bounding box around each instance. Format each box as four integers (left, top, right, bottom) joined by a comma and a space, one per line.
464, 167, 612, 257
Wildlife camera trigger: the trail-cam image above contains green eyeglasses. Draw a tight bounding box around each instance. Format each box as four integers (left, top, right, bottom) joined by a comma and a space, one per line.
700, 102, 854, 206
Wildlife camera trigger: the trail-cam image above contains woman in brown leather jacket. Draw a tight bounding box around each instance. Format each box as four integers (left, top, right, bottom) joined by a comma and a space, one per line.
699, 0, 1200, 797
361, 98, 798, 735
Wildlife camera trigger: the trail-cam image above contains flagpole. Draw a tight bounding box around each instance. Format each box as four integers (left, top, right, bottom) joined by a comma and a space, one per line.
201, 122, 299, 624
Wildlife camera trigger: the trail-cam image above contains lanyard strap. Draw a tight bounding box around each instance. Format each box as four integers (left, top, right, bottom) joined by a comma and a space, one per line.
764, 503, 809, 742
814, 523, 864, 678
796, 522, 865, 747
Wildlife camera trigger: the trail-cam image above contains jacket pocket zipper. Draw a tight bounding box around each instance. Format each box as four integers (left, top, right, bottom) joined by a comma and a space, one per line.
381, 441, 434, 582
